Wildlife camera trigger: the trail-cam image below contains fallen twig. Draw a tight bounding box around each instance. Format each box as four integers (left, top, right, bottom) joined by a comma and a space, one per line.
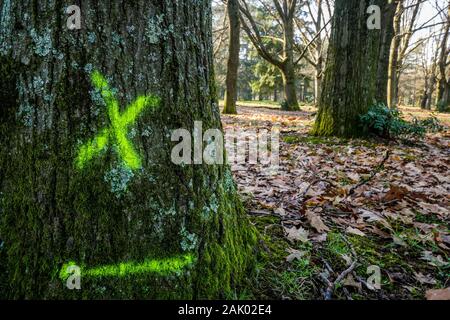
323, 260, 358, 300
301, 178, 336, 198
348, 150, 391, 196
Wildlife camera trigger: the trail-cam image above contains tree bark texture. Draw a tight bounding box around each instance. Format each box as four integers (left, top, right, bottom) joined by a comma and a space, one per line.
313, 0, 393, 137
0, 0, 257, 299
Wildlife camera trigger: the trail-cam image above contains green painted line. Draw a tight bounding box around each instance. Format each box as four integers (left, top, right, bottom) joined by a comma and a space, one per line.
59, 254, 195, 280
76, 70, 160, 170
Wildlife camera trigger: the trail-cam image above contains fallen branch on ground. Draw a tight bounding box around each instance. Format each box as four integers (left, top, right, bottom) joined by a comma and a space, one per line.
301, 178, 337, 198
348, 150, 391, 196
323, 260, 358, 300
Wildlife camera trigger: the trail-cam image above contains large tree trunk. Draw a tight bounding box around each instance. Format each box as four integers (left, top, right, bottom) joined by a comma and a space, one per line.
0, 0, 257, 299
313, 0, 392, 137
223, 0, 240, 115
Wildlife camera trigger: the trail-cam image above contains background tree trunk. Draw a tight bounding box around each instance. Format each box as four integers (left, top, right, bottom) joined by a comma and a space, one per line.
387, 0, 402, 108
223, 0, 240, 114
240, 0, 300, 111
375, 1, 396, 104
281, 14, 299, 110
436, 80, 450, 109
314, 59, 323, 105
427, 74, 437, 110
313, 0, 392, 137
0, 0, 256, 299
420, 74, 434, 110
280, 64, 299, 110
313, 0, 324, 105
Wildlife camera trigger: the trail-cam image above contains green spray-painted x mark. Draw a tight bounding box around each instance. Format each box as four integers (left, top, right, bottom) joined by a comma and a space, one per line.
59, 254, 195, 281
76, 71, 160, 170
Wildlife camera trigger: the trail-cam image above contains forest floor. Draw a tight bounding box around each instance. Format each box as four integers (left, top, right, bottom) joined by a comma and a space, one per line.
221, 103, 450, 300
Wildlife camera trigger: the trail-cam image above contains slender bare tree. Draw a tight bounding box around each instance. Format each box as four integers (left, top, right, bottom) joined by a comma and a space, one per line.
224, 0, 241, 114
295, 0, 333, 105
387, 0, 422, 108
239, 0, 302, 110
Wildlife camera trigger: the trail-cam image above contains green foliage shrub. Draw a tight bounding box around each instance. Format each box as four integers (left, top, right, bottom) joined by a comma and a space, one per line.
436, 101, 450, 113
417, 116, 444, 133
360, 104, 443, 139
280, 100, 289, 111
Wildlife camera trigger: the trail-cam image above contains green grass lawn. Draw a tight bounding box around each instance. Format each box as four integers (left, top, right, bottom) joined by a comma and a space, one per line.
219, 99, 281, 109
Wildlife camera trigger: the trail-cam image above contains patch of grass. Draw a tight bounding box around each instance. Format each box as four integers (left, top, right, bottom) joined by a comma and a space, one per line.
385, 218, 449, 287
269, 257, 318, 300
305, 136, 341, 145
354, 139, 380, 148
348, 235, 406, 270
327, 232, 351, 256
249, 214, 449, 300
282, 134, 345, 146
415, 212, 445, 225
339, 177, 352, 186
219, 100, 281, 109
402, 152, 417, 162
348, 229, 450, 296
319, 231, 353, 272
250, 215, 287, 262
249, 215, 320, 299
225, 288, 255, 300
282, 135, 302, 144
388, 218, 442, 254
320, 231, 416, 296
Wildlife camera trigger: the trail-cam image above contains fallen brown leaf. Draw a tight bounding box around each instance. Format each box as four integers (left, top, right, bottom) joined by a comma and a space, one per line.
425, 288, 450, 300
306, 210, 330, 233
284, 226, 309, 243
414, 272, 437, 285
286, 248, 307, 263
346, 226, 366, 237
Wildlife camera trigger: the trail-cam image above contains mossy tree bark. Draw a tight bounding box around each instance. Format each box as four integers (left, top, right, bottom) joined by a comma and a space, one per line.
312, 0, 394, 137
0, 0, 257, 299
223, 0, 240, 115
